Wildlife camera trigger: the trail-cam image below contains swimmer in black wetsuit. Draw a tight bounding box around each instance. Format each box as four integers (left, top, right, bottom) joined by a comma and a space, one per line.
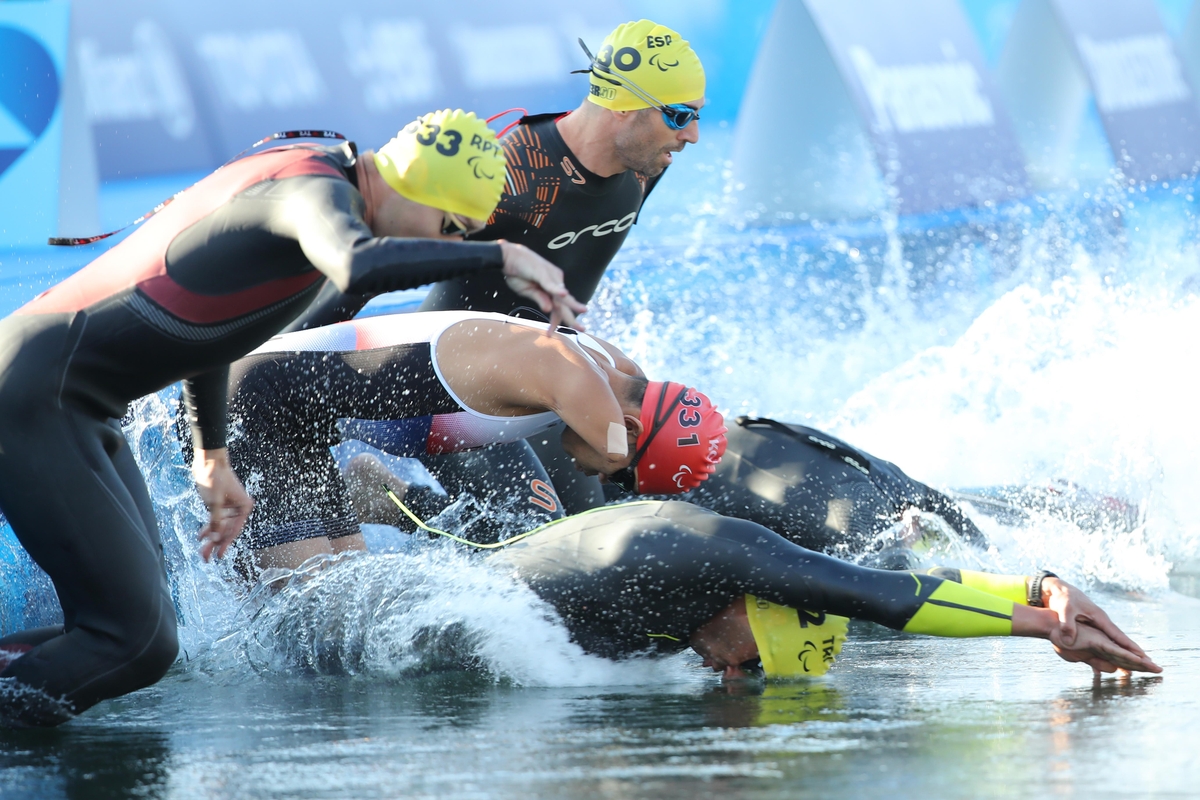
684, 417, 987, 563
287, 20, 707, 513
210, 311, 726, 575
489, 502, 1161, 678
0, 109, 585, 727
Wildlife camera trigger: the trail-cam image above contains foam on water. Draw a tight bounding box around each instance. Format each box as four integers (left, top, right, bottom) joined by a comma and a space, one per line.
200, 549, 695, 687
2, 130, 1198, 683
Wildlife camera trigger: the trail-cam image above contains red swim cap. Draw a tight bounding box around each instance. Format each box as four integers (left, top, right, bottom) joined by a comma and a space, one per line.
630, 381, 727, 494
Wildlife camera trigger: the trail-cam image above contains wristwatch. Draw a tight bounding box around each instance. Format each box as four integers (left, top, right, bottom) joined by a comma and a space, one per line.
1028, 570, 1058, 607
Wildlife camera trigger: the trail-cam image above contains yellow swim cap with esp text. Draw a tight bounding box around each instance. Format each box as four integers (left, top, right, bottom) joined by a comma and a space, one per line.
586, 20, 705, 111
374, 109, 506, 222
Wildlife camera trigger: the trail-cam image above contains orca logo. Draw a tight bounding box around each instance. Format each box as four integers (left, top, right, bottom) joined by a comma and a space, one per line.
547, 212, 636, 249
0, 27, 59, 180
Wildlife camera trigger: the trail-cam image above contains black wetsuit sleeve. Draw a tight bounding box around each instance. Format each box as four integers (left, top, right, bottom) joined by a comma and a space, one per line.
280, 281, 373, 333
181, 366, 230, 451
286, 177, 505, 297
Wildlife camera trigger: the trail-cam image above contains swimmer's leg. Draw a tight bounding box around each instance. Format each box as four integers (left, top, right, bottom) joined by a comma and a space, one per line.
228, 388, 360, 575
0, 413, 178, 726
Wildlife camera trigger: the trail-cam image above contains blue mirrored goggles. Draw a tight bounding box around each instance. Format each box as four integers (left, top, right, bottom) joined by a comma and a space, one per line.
574, 38, 701, 131
658, 103, 701, 131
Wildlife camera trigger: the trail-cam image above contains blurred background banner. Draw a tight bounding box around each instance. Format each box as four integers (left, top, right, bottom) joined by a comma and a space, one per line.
0, 0, 96, 246
7, 0, 1200, 232
1000, 0, 1200, 186
72, 0, 632, 180
733, 0, 1028, 222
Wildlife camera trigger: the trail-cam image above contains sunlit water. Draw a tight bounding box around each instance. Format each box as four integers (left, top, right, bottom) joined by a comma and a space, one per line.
2, 128, 1199, 798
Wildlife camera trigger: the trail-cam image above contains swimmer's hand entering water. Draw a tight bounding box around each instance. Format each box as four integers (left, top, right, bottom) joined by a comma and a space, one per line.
192, 447, 253, 561
499, 241, 588, 332
1039, 576, 1148, 659
1011, 604, 1161, 674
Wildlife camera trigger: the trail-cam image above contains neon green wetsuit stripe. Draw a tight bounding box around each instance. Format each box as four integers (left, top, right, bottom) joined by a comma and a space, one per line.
901, 577, 1014, 637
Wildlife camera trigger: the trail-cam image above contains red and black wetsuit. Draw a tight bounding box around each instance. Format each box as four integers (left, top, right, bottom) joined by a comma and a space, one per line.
0, 142, 505, 726
284, 115, 660, 514
287, 113, 660, 328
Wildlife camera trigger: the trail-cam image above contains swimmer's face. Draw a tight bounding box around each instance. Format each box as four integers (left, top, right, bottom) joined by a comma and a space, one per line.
689, 598, 759, 680
613, 97, 704, 177
369, 163, 486, 240
560, 426, 634, 479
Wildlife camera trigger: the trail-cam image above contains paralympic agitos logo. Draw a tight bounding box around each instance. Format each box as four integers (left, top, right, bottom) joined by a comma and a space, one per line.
0, 27, 59, 180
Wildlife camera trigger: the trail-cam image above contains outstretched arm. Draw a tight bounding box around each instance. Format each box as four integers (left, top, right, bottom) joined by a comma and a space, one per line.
686, 515, 1161, 673
182, 366, 252, 560
927, 567, 1151, 667
286, 178, 584, 326
288, 178, 506, 295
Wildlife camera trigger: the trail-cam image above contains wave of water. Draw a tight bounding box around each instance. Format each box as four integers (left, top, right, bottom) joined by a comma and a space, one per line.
3, 133, 1198, 681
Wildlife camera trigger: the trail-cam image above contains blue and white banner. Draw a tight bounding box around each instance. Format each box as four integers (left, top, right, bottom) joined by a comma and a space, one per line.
1000, 0, 1200, 184
71, 0, 629, 179
733, 0, 1028, 221
807, 0, 1028, 214
0, 1, 96, 246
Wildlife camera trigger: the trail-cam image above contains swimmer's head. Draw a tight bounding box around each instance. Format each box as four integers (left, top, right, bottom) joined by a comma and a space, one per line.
559, 378, 725, 494
374, 109, 506, 223
613, 380, 727, 494
583, 20, 705, 112
744, 595, 848, 678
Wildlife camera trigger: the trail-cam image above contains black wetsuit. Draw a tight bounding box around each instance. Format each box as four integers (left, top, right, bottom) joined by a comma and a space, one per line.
213, 334, 563, 553
286, 114, 660, 513
0, 142, 508, 726
685, 417, 985, 557
492, 501, 1009, 660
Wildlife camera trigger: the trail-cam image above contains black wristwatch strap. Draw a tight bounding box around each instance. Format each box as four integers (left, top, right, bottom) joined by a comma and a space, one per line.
1028, 570, 1058, 607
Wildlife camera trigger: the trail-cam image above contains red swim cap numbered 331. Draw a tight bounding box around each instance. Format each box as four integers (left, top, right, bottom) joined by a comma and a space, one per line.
627, 381, 727, 494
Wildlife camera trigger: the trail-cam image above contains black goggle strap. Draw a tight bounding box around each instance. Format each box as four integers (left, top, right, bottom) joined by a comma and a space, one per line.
627, 383, 689, 473
49, 129, 347, 246
572, 38, 682, 117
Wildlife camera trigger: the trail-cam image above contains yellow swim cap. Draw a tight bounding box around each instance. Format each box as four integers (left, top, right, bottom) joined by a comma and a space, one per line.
744, 595, 848, 678
585, 20, 705, 111
374, 109, 506, 222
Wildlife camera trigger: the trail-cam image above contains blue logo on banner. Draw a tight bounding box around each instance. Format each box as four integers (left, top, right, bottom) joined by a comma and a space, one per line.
0, 26, 60, 179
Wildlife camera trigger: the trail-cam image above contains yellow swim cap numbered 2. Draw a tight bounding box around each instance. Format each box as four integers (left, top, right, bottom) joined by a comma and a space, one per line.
745, 595, 848, 678
585, 20, 705, 111
374, 109, 507, 222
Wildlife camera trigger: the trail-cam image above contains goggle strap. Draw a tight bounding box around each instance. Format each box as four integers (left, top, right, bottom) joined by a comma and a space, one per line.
575, 37, 679, 115
629, 383, 688, 471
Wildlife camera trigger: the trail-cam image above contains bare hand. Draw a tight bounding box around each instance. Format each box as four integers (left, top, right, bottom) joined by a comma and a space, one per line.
1042, 577, 1147, 656
192, 447, 253, 561
1050, 620, 1162, 674
499, 241, 587, 331
344, 452, 410, 527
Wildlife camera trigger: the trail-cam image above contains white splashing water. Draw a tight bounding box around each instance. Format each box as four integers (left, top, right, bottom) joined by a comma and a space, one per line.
3, 132, 1198, 681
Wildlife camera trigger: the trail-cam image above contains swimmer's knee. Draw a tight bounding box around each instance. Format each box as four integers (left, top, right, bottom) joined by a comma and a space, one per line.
141, 617, 179, 683
113, 608, 179, 690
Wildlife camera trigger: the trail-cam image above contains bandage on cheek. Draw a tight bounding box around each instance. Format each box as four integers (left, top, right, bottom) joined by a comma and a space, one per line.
607, 421, 629, 455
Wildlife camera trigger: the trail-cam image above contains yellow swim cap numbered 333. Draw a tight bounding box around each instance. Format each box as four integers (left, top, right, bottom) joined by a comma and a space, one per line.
586, 20, 705, 111
374, 109, 507, 222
